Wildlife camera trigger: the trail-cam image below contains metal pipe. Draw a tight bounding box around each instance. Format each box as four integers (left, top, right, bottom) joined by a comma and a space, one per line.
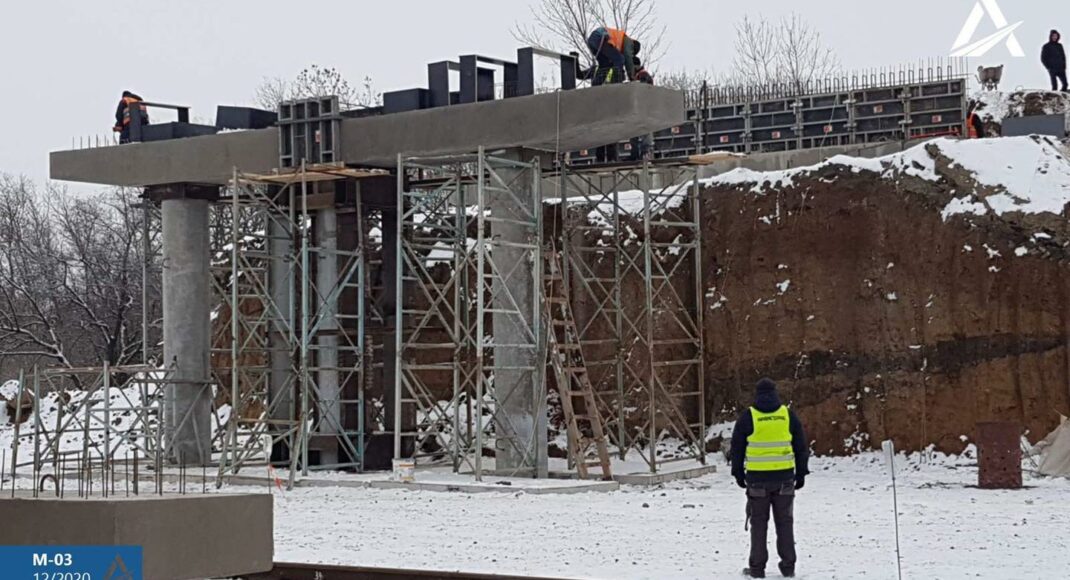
11, 368, 25, 497
474, 148, 487, 481
641, 162, 657, 474
31, 367, 41, 498
299, 161, 311, 476
393, 155, 405, 461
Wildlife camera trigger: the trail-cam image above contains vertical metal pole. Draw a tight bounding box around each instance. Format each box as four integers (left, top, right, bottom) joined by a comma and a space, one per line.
532, 156, 547, 478
641, 163, 657, 473
82, 376, 91, 480
393, 155, 405, 461
300, 162, 311, 476
142, 203, 151, 365
691, 174, 707, 464
356, 192, 367, 473
228, 168, 241, 477
452, 165, 464, 472
286, 182, 299, 480
613, 177, 626, 460
474, 148, 487, 482
103, 364, 111, 497
31, 368, 40, 498
11, 368, 24, 497
560, 165, 573, 467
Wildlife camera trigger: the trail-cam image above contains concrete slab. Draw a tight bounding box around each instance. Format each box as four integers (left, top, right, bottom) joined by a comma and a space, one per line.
0, 493, 273, 580
50, 84, 686, 187
613, 464, 717, 486
365, 477, 619, 495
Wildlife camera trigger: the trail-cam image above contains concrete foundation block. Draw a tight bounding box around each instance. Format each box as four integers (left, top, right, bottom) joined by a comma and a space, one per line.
0, 493, 273, 580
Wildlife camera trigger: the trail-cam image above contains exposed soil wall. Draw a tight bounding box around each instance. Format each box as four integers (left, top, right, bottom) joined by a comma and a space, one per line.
700, 150, 1070, 454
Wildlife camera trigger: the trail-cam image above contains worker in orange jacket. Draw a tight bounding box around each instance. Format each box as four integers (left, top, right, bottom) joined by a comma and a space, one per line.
967, 106, 985, 139
114, 90, 149, 143
579, 27, 641, 86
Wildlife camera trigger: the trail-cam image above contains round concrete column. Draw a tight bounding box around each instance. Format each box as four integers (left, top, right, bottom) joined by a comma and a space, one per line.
161, 194, 213, 465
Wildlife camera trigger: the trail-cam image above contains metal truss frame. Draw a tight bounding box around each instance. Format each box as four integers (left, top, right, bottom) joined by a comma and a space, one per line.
557, 161, 706, 472
395, 148, 544, 480
213, 164, 372, 488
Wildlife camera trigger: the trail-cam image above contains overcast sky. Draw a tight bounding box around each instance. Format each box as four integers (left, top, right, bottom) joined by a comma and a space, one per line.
2, 0, 1067, 186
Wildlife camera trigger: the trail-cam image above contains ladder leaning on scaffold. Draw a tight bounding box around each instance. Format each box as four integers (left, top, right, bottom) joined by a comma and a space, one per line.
544, 244, 613, 481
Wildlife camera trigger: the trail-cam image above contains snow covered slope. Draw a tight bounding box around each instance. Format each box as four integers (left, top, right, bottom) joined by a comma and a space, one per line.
704, 136, 1070, 221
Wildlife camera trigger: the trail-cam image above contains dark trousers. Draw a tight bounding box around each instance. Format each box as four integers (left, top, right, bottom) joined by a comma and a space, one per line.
747, 481, 796, 573
1050, 69, 1069, 91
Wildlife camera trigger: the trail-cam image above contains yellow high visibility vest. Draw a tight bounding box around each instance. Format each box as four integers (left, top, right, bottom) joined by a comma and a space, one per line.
746, 405, 795, 472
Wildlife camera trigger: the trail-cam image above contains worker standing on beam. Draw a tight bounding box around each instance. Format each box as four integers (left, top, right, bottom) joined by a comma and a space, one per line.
114, 90, 149, 144
579, 27, 642, 164
731, 378, 810, 578
579, 26, 641, 86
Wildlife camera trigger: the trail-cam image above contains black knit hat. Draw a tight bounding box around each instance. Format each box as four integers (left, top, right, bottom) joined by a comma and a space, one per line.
756, 378, 777, 394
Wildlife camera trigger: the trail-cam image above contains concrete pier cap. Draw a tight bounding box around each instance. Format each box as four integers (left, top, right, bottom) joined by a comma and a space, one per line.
49, 83, 686, 186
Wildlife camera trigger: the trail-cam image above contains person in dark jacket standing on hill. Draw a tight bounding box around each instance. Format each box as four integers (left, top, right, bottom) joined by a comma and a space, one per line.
731, 378, 810, 578
1042, 30, 1068, 92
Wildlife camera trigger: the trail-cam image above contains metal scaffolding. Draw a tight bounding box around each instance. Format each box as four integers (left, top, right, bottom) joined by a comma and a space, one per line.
213, 164, 378, 487
395, 148, 545, 479
555, 161, 706, 472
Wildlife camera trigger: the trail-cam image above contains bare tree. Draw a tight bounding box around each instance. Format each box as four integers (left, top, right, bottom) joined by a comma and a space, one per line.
730, 13, 839, 89
255, 65, 381, 111
514, 0, 666, 71
0, 176, 150, 371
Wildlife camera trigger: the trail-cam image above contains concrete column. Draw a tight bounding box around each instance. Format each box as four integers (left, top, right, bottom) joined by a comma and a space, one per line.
159, 189, 214, 465
268, 216, 294, 460
315, 208, 340, 466
489, 150, 547, 477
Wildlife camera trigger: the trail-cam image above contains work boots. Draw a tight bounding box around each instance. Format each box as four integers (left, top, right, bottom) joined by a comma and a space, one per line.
742, 568, 765, 578
778, 562, 796, 577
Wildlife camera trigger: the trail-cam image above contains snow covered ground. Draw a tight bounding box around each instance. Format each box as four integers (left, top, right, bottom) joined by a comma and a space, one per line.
223, 450, 1070, 580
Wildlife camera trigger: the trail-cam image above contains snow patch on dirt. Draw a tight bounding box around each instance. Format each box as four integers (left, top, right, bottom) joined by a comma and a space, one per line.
703, 136, 1070, 220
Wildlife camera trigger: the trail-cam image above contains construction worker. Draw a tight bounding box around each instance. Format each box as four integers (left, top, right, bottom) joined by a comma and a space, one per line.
731, 378, 809, 579
114, 90, 149, 143
967, 106, 985, 139
579, 26, 641, 86
1042, 30, 1068, 92
629, 56, 655, 161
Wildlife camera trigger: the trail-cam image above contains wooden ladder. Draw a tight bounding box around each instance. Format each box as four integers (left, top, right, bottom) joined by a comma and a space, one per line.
544, 247, 613, 481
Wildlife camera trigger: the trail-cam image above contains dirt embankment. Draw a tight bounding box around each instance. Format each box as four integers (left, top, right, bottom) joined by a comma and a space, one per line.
701, 143, 1070, 454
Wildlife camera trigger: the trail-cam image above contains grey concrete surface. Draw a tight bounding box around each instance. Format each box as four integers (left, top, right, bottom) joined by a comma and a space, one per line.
342, 83, 684, 166
612, 464, 717, 486
50, 84, 686, 186
268, 217, 294, 430
0, 493, 273, 580
487, 150, 548, 477
314, 207, 340, 466
162, 197, 213, 465
51, 128, 278, 187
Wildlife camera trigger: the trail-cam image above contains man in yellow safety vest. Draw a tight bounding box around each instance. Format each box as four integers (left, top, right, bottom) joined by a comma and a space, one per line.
730, 378, 809, 578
